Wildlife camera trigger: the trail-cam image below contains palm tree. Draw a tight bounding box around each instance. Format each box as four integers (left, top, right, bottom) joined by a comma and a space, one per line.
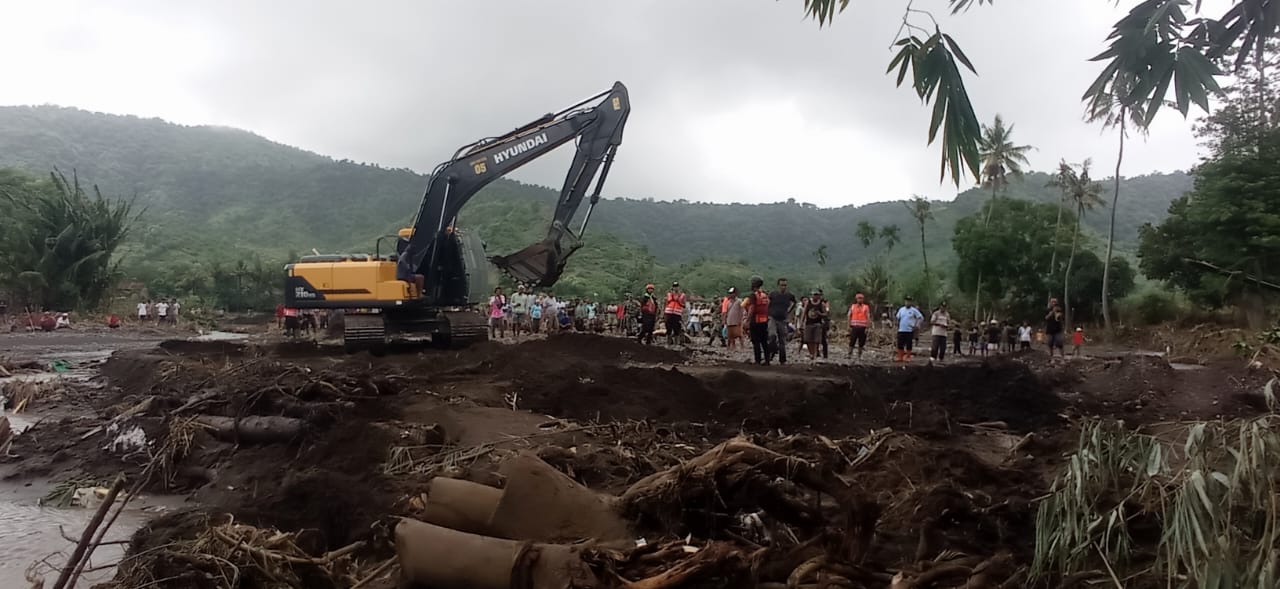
978, 115, 1034, 222
1087, 89, 1147, 333
856, 221, 877, 249
903, 196, 934, 278
879, 224, 901, 254
1047, 160, 1074, 291
972, 115, 1033, 318
814, 244, 829, 267
1059, 160, 1104, 330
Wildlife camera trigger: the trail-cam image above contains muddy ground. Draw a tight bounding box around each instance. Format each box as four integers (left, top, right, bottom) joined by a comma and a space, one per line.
0, 330, 1270, 588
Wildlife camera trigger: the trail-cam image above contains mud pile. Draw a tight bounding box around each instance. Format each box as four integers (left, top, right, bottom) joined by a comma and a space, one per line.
8, 333, 1257, 588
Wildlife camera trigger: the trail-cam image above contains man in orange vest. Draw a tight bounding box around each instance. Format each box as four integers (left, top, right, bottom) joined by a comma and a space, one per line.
848, 292, 872, 361
664, 282, 686, 345
742, 276, 771, 365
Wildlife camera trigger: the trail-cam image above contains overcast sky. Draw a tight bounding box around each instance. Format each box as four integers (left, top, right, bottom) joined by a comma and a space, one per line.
4, 1, 1222, 207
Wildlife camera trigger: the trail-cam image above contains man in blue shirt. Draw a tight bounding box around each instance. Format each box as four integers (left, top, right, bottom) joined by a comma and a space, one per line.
895, 296, 924, 362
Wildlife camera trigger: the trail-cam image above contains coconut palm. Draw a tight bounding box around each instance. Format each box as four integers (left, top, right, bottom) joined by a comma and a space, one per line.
1046, 160, 1074, 293
879, 224, 902, 254
903, 196, 934, 278
972, 115, 1033, 317
1086, 88, 1147, 333
814, 244, 829, 267
856, 221, 877, 249
978, 115, 1034, 222
1056, 160, 1105, 330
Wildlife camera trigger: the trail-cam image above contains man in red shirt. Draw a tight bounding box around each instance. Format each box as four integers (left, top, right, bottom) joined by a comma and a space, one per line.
847, 292, 871, 361
637, 284, 658, 345
743, 276, 771, 365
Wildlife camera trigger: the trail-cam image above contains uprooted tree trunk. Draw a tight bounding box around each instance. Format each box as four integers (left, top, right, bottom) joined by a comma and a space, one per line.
423, 453, 631, 542
395, 518, 598, 589
194, 415, 307, 444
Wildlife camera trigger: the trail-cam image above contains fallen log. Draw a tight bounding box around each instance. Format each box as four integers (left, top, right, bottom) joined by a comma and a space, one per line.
194, 415, 307, 444
488, 452, 630, 542
395, 518, 596, 589
423, 453, 631, 543
423, 477, 503, 535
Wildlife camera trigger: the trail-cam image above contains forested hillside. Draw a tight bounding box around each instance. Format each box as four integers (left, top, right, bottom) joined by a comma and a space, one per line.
0, 105, 1192, 300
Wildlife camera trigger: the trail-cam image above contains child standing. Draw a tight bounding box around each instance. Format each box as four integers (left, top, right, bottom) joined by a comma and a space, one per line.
968, 323, 979, 356
1072, 327, 1085, 356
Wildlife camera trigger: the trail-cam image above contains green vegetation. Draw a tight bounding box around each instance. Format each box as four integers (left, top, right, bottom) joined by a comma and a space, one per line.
1033, 418, 1280, 587
1137, 41, 1280, 327
953, 199, 1134, 323
0, 106, 1192, 316
0, 170, 138, 310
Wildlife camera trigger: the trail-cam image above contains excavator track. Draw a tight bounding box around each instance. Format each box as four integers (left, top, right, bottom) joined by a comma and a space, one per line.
343, 314, 387, 354
440, 311, 489, 348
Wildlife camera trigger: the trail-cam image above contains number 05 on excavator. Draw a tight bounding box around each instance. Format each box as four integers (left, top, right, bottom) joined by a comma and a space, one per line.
284, 82, 630, 351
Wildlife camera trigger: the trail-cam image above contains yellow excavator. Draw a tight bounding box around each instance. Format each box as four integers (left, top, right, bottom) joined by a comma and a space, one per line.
284, 82, 630, 351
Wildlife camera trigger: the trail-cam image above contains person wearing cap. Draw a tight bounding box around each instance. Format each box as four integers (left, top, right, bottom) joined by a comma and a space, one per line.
637, 284, 658, 345
722, 287, 744, 350
847, 293, 871, 360
802, 290, 829, 361
664, 282, 687, 345
929, 301, 951, 363
894, 296, 924, 362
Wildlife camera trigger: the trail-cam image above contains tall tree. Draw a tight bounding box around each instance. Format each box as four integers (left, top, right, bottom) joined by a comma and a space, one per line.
1053, 160, 1105, 330
1047, 160, 1073, 292
856, 220, 877, 249
972, 114, 1032, 317
1138, 43, 1280, 327
978, 115, 1034, 222
814, 244, 829, 267
904, 196, 934, 277
1087, 87, 1147, 333
879, 224, 902, 253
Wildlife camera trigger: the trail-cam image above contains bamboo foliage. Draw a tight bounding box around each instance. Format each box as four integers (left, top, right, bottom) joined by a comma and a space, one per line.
1034, 418, 1280, 587
0, 170, 140, 309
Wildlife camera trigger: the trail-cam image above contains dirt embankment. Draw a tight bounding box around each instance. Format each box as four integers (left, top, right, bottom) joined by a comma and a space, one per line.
1, 333, 1267, 588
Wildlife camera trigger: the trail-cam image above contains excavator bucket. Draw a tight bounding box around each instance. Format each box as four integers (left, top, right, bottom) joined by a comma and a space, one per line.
489, 238, 581, 287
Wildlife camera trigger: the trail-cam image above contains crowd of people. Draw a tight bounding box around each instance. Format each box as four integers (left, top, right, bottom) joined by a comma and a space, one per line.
135, 298, 182, 325
484, 280, 1089, 365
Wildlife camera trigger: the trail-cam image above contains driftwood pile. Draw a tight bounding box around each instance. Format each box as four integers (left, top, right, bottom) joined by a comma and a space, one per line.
393, 434, 1025, 588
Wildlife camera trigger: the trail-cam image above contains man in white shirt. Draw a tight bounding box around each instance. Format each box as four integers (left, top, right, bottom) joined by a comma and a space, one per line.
137, 300, 149, 323
1018, 321, 1033, 351
156, 300, 170, 325
929, 302, 951, 362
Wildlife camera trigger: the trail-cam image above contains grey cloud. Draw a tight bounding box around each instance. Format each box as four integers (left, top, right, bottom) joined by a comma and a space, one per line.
10, 0, 1206, 206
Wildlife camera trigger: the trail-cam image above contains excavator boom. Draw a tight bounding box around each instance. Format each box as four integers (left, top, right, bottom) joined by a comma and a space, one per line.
398, 82, 630, 296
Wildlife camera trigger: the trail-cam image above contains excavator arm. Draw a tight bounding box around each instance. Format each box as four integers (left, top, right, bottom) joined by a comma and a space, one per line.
396, 82, 630, 297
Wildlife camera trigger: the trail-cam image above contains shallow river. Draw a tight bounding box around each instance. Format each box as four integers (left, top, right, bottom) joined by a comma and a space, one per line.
0, 483, 166, 587
1, 340, 177, 586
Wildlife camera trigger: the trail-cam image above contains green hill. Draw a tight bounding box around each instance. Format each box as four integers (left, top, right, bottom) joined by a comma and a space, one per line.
0, 105, 1193, 298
